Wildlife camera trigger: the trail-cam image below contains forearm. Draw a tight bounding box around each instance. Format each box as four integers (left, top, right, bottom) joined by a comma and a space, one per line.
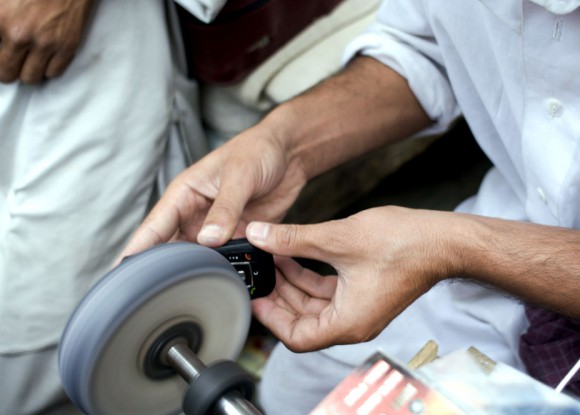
446, 213, 580, 318
259, 56, 432, 180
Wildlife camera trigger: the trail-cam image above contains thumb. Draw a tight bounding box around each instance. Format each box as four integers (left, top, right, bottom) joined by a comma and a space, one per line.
246, 221, 338, 261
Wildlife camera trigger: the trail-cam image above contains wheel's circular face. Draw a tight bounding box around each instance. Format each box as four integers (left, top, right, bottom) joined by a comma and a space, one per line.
58, 242, 251, 415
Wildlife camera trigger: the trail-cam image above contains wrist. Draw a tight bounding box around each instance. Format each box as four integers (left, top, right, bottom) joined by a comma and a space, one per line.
419, 211, 484, 285
437, 212, 495, 283
259, 101, 318, 180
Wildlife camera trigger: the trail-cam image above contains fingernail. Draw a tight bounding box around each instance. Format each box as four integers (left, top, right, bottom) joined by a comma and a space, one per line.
198, 224, 224, 244
247, 222, 270, 242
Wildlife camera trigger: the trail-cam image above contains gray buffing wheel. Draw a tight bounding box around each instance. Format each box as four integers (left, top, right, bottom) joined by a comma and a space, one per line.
59, 242, 251, 415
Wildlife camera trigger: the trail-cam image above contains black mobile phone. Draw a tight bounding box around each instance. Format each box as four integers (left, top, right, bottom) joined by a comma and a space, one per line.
214, 238, 276, 299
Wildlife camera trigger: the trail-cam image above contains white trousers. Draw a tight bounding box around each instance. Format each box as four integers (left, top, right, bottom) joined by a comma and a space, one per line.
0, 0, 175, 412
0, 347, 81, 415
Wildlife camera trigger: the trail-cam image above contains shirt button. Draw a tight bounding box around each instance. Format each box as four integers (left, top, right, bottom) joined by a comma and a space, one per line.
545, 98, 564, 118
537, 187, 548, 204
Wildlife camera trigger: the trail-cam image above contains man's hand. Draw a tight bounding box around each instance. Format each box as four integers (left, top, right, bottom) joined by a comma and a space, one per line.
119, 124, 308, 260
248, 206, 450, 352
248, 206, 580, 352
0, 0, 94, 84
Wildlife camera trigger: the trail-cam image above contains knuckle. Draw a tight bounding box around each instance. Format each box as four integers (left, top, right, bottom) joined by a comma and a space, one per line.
334, 214, 374, 253
278, 224, 299, 250
6, 25, 32, 47
342, 212, 367, 231
314, 220, 350, 257
31, 35, 50, 50
210, 203, 238, 220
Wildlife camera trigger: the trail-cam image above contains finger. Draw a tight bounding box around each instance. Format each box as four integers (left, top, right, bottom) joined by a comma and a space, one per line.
262, 272, 309, 315
114, 212, 177, 265
120, 195, 193, 258
251, 298, 343, 352
275, 257, 337, 301
0, 39, 29, 83
197, 176, 255, 247
19, 48, 53, 84
45, 47, 75, 79
121, 160, 230, 259
271, 264, 332, 316
246, 221, 345, 263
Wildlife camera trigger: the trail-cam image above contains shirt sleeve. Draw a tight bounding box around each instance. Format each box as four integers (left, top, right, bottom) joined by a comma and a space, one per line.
342, 0, 460, 136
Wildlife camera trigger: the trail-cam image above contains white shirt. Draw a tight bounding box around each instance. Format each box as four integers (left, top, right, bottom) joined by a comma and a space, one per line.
326, 0, 580, 368
345, 0, 580, 228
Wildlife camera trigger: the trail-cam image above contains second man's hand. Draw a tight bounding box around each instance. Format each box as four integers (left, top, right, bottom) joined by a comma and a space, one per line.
0, 0, 94, 84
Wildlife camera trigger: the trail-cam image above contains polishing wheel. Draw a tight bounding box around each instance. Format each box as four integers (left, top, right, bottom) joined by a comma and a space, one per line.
59, 240, 274, 415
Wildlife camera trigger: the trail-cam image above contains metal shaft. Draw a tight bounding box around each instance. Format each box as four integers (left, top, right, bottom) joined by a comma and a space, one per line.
213, 390, 262, 415
166, 342, 206, 383
165, 343, 262, 415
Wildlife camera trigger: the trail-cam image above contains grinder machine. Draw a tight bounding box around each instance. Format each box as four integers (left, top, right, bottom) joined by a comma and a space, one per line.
58, 239, 276, 415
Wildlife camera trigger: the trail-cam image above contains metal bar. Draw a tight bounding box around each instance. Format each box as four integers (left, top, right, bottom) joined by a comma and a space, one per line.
165, 343, 263, 415
165, 342, 206, 383
214, 389, 263, 415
